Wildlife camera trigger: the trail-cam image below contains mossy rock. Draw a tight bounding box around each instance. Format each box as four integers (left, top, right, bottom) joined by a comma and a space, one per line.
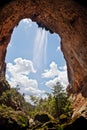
58, 124, 66, 130
0, 79, 10, 95
34, 113, 54, 124
0, 104, 29, 130
42, 120, 58, 129
59, 114, 68, 124
30, 122, 42, 130
0, 88, 26, 110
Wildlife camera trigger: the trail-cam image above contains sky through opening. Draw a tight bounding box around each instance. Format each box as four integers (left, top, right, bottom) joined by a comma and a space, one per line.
5, 18, 68, 102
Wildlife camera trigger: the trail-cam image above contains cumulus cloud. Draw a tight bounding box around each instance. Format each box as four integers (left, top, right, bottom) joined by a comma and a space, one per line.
6, 58, 45, 101
42, 62, 68, 88
42, 62, 58, 78
7, 57, 36, 75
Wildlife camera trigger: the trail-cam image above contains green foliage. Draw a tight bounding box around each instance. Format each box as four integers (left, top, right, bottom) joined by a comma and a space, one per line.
0, 81, 72, 129
59, 114, 67, 120
42, 120, 58, 129
0, 104, 13, 117
51, 82, 72, 118
58, 124, 65, 130
29, 82, 72, 121
30, 95, 39, 105
0, 104, 29, 128
0, 88, 34, 113
0, 88, 24, 109
17, 115, 28, 127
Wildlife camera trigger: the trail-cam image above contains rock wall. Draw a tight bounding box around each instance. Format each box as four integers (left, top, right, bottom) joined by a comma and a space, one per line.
0, 0, 87, 117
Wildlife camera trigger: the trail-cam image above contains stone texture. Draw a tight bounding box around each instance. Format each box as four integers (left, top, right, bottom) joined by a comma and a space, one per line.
69, 93, 87, 118
0, 0, 87, 118
64, 116, 87, 130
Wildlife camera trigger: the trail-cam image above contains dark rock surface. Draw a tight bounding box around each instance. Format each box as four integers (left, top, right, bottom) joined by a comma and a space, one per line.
64, 116, 87, 130
34, 113, 52, 123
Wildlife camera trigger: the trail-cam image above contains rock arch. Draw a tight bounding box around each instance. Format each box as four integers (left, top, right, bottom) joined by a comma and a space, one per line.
0, 0, 87, 116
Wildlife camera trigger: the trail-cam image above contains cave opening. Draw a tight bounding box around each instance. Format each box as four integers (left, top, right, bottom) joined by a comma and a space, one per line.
0, 0, 87, 128
5, 18, 68, 103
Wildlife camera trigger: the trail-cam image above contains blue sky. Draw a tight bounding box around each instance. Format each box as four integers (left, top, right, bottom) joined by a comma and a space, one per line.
6, 19, 68, 101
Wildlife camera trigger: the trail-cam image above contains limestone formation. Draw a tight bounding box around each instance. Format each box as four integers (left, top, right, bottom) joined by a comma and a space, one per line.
0, 0, 87, 118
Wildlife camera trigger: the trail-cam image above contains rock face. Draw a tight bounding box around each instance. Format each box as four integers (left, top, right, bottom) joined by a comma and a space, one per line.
34, 113, 51, 123
0, 0, 87, 118
64, 116, 87, 130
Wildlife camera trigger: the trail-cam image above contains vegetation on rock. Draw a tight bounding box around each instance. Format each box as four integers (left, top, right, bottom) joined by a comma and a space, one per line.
0, 104, 29, 130
0, 81, 79, 130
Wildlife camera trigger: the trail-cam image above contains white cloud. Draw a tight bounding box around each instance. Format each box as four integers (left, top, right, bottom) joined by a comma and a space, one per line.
57, 46, 61, 51
59, 65, 67, 71
42, 62, 58, 78
45, 77, 59, 88
7, 57, 36, 76
45, 71, 68, 88
6, 58, 45, 101
22, 18, 32, 27
42, 62, 68, 88
24, 93, 47, 104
